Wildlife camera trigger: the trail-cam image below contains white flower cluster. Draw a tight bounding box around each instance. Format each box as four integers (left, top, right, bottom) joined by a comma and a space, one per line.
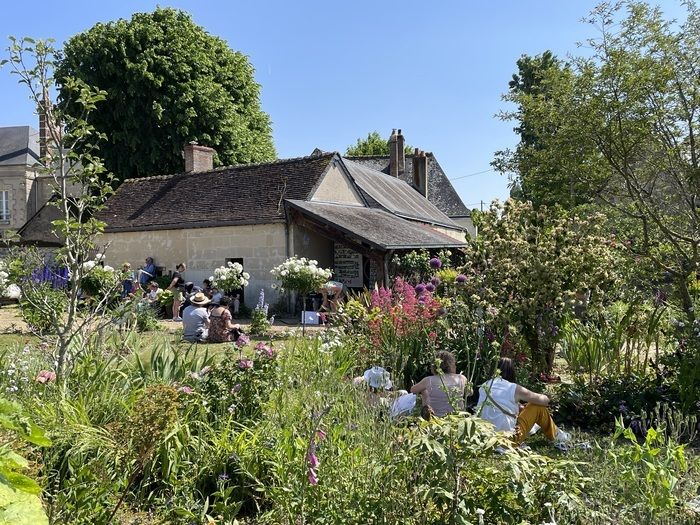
270, 256, 332, 293
82, 257, 114, 273
211, 261, 250, 291
0, 260, 20, 299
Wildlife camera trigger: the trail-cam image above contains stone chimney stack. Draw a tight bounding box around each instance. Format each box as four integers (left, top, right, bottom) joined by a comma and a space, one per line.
183, 141, 215, 172
412, 148, 428, 198
388, 129, 405, 178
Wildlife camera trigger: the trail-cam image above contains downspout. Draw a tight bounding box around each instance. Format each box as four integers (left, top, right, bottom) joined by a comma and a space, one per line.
383, 249, 394, 288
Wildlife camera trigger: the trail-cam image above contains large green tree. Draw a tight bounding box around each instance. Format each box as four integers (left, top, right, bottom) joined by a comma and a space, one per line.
345, 131, 412, 156
496, 1, 700, 329
55, 8, 276, 182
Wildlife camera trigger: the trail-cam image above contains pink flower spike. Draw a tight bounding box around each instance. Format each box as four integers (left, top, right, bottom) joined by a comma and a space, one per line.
307, 451, 320, 468
307, 468, 318, 485
316, 429, 327, 441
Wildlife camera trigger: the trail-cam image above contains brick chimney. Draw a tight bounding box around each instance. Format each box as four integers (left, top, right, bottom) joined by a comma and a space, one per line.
412, 148, 428, 198
38, 97, 52, 159
183, 141, 215, 172
388, 129, 405, 178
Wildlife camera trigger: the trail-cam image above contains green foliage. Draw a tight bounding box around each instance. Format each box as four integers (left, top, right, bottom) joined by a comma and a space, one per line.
495, 1, 700, 337
55, 7, 276, 182
554, 373, 674, 433
390, 249, 455, 284
197, 345, 278, 421
19, 284, 66, 335
610, 418, 688, 515
345, 131, 413, 156
0, 398, 50, 524
460, 200, 619, 372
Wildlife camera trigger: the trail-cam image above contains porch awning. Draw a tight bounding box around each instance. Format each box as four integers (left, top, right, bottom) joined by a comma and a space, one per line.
286, 200, 467, 251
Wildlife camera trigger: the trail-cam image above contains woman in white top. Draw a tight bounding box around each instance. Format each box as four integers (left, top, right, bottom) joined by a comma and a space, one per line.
477, 357, 568, 445
411, 351, 469, 418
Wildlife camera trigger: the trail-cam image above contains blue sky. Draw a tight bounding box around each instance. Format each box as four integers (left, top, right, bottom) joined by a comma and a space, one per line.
0, 1, 684, 209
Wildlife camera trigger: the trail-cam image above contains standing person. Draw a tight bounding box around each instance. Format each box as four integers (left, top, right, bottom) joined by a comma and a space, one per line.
139, 257, 157, 289
182, 292, 210, 343
120, 262, 135, 299
410, 351, 469, 417
167, 263, 187, 321
319, 278, 345, 312
476, 357, 570, 447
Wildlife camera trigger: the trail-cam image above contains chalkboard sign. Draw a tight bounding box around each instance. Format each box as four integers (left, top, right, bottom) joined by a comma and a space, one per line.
334, 245, 363, 287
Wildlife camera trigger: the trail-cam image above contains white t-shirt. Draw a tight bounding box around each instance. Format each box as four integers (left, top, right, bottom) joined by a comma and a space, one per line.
476, 377, 519, 432
182, 305, 209, 341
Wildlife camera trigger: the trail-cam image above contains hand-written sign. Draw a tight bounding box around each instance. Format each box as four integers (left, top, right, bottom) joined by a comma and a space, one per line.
334, 245, 363, 287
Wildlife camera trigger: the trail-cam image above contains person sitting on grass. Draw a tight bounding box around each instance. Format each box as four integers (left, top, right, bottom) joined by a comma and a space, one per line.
208, 296, 244, 343
476, 357, 570, 448
182, 292, 210, 343
410, 351, 469, 418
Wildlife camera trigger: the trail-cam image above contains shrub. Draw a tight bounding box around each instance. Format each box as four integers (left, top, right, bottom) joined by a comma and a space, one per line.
19, 284, 67, 335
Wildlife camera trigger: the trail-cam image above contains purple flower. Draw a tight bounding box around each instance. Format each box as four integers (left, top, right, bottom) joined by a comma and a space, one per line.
456, 274, 467, 284
230, 383, 242, 394
238, 359, 254, 370
235, 334, 250, 347
425, 283, 436, 293
316, 429, 327, 441
308, 468, 318, 485
178, 385, 194, 394
430, 277, 441, 286
429, 257, 442, 269
307, 451, 320, 468
218, 473, 230, 482
415, 283, 427, 294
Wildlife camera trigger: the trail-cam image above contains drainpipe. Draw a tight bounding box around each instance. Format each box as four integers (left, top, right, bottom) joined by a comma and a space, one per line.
383, 249, 394, 288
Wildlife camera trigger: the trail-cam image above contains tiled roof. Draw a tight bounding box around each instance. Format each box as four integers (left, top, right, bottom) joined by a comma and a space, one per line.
98, 153, 335, 232
0, 126, 40, 166
343, 159, 461, 230
286, 200, 467, 250
346, 153, 470, 217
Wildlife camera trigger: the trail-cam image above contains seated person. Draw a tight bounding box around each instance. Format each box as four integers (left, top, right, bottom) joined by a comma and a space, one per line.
319, 278, 345, 312
202, 279, 213, 298
476, 357, 569, 446
144, 281, 162, 305
208, 296, 244, 343
410, 351, 468, 418
210, 286, 224, 306
182, 292, 211, 343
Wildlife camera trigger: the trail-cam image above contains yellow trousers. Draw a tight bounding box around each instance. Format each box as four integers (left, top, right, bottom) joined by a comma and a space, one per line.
513, 404, 558, 444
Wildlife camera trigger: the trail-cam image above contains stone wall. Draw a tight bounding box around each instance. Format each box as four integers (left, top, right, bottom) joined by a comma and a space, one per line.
101, 223, 289, 308
0, 166, 36, 230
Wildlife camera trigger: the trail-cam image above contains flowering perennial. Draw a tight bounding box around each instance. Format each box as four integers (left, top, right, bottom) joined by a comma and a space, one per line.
270, 256, 331, 295
210, 261, 250, 292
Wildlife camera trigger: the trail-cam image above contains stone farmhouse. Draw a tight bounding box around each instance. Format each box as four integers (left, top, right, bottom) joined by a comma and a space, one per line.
0, 126, 55, 233
96, 142, 469, 308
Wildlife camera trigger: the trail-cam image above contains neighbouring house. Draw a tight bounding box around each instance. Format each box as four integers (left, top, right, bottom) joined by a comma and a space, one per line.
0, 118, 80, 246
0, 126, 44, 232
96, 143, 467, 308
346, 129, 475, 235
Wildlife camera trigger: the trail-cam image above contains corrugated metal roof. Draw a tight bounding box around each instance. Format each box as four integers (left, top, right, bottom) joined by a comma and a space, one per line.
346, 154, 471, 218
342, 158, 462, 230
287, 199, 466, 250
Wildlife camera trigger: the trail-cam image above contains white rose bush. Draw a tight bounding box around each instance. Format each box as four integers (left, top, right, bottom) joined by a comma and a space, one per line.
211, 261, 250, 292
270, 257, 331, 296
